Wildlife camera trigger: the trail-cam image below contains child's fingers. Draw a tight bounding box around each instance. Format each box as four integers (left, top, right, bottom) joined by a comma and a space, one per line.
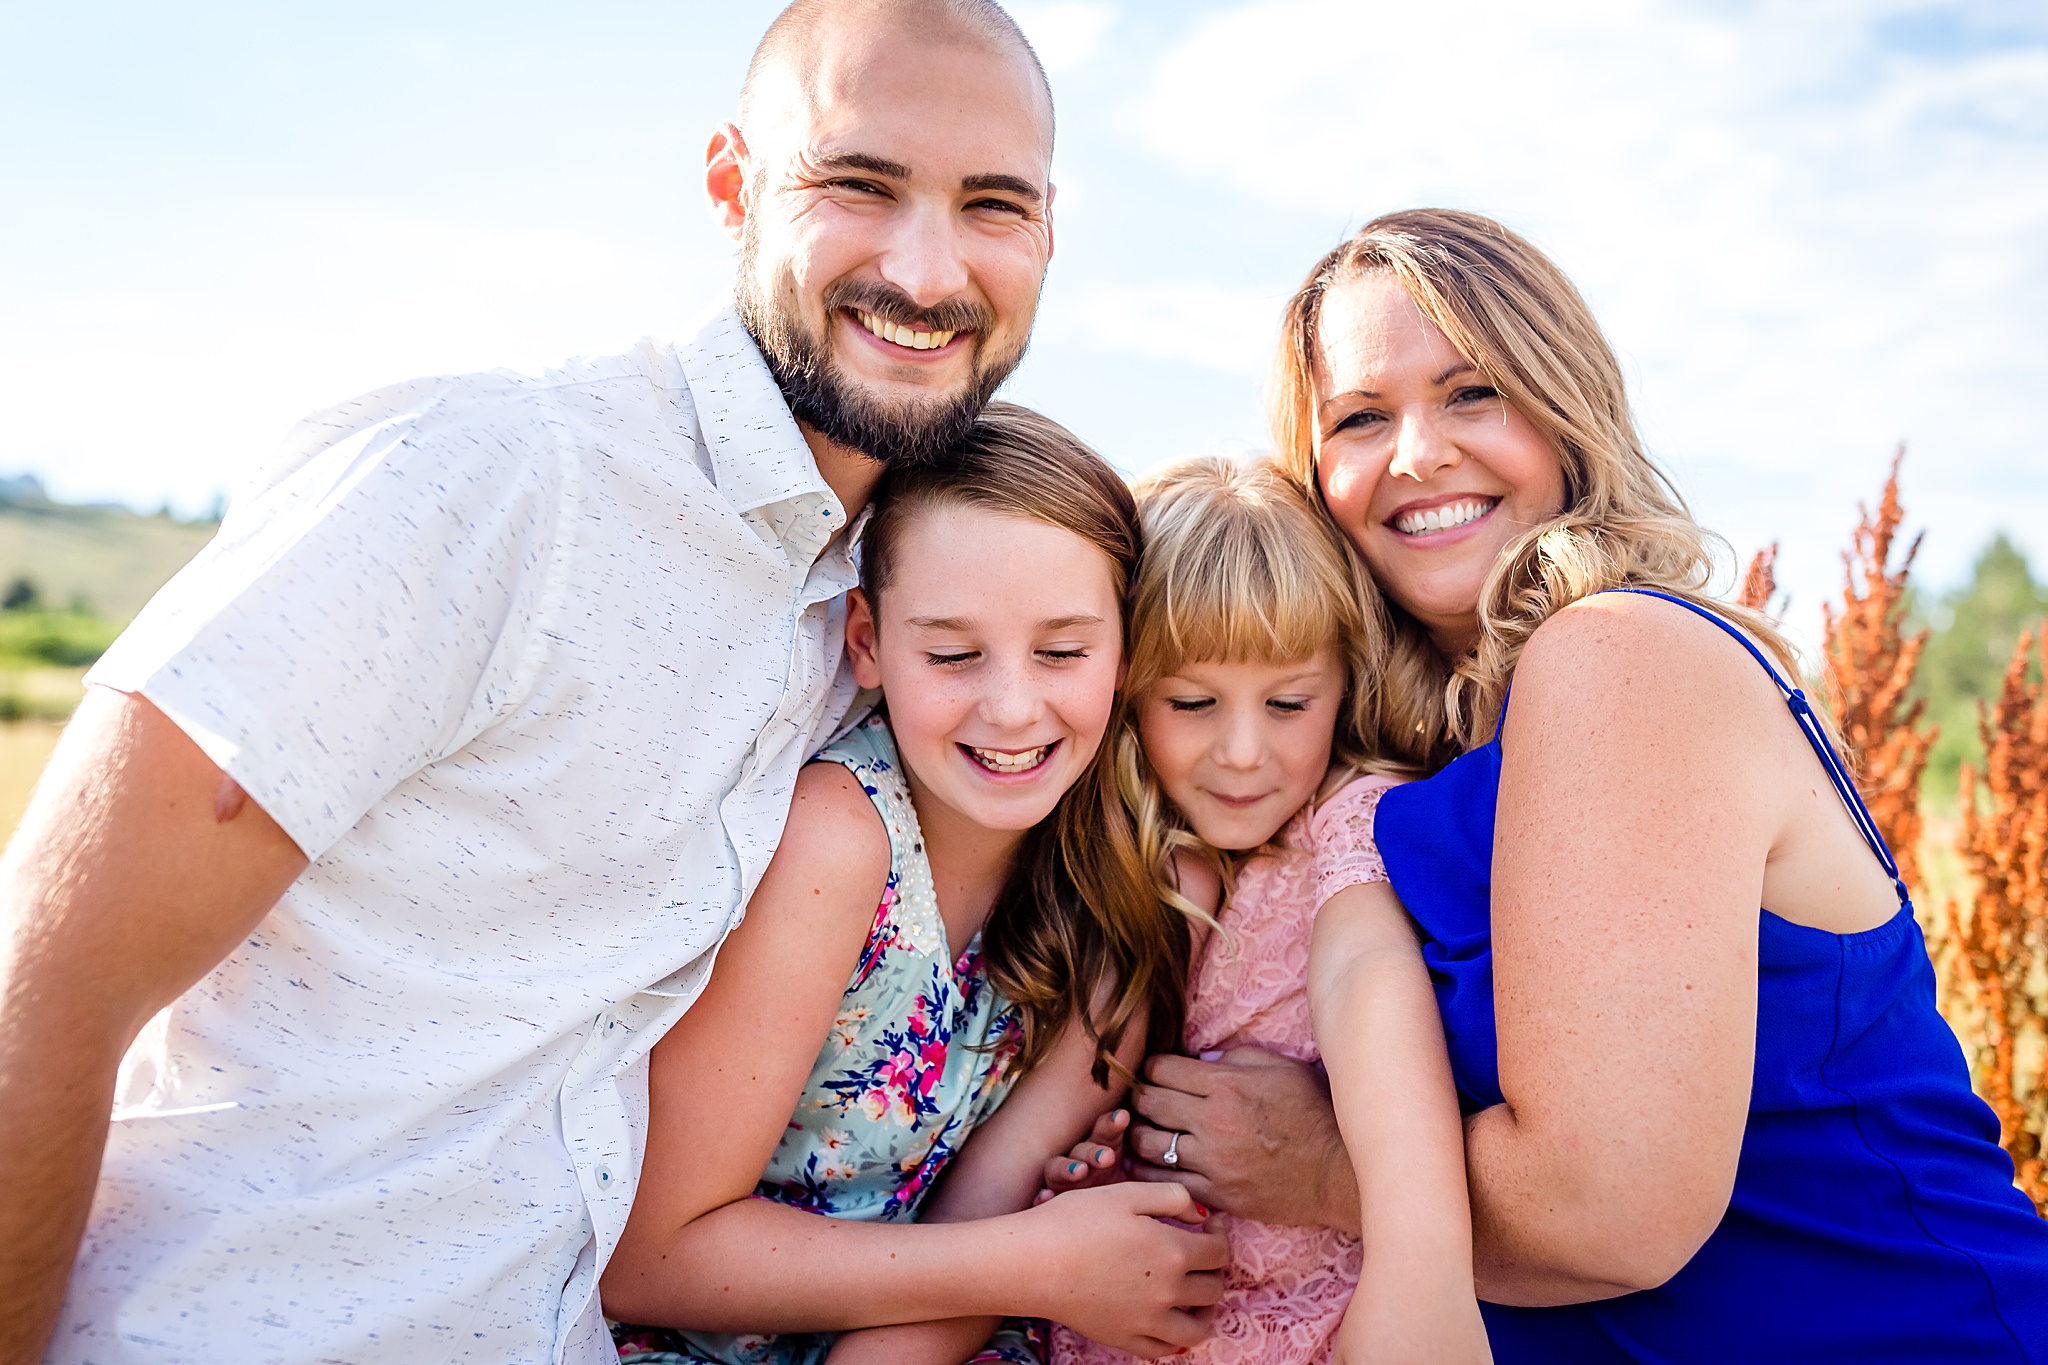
1086, 1107, 1131, 1146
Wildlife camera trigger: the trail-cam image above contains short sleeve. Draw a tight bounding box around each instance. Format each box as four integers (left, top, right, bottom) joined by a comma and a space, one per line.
86, 375, 570, 859
1308, 774, 1401, 907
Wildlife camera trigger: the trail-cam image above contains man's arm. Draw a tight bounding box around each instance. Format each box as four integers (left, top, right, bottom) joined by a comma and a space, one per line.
0, 688, 306, 1363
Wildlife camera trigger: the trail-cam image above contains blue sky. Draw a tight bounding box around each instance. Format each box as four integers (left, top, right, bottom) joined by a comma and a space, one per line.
3, 1, 2045, 645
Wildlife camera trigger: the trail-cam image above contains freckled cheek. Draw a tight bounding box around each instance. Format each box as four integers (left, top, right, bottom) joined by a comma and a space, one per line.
1318, 454, 1381, 536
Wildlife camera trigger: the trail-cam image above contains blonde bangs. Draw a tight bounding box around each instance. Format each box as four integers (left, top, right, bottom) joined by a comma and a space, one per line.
1141, 500, 1352, 674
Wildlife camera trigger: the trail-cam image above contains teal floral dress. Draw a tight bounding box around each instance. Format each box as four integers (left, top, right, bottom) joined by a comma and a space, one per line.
613, 714, 1040, 1365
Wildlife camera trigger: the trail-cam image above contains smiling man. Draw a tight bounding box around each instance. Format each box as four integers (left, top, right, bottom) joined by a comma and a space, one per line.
0, 4, 1100, 1363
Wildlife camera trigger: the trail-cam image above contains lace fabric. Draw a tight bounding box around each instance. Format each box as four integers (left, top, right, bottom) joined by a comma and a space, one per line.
1052, 774, 1398, 1365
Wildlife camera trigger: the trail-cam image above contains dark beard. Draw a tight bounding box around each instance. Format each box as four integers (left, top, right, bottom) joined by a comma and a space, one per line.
735, 243, 1026, 471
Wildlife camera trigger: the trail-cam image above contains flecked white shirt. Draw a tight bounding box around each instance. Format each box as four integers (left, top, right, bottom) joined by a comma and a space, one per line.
66, 306, 864, 1365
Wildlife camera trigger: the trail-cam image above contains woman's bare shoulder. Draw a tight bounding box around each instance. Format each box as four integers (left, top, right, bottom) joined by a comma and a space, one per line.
1516, 591, 1789, 738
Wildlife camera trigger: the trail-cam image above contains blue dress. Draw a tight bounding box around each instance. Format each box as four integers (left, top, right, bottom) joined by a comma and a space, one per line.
1375, 589, 2048, 1363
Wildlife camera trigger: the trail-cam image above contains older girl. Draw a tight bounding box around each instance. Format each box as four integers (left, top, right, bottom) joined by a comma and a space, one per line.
1286, 210, 2048, 1361
602, 405, 1225, 1365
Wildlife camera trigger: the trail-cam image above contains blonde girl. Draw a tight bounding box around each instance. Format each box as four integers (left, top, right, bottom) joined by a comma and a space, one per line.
602, 405, 1226, 1365
1046, 455, 1488, 1365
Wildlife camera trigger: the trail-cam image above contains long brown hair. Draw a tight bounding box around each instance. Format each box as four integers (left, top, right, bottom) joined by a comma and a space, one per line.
1271, 208, 1806, 765
861, 403, 1185, 1082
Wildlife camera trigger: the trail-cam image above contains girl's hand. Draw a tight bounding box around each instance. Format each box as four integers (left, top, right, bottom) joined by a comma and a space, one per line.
1020, 1182, 1229, 1357
1037, 1107, 1130, 1199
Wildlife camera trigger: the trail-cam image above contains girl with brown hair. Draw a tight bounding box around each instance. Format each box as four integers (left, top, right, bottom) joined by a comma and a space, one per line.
602, 404, 1226, 1365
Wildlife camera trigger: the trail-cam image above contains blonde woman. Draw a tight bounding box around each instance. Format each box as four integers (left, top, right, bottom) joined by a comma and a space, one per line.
1097, 209, 2048, 1362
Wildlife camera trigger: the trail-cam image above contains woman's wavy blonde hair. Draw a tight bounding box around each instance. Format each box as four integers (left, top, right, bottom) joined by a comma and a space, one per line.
1114, 455, 1408, 932
1272, 207, 1803, 767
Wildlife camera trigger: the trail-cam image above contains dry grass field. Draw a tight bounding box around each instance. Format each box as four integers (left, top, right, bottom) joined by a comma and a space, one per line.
1, 717, 65, 844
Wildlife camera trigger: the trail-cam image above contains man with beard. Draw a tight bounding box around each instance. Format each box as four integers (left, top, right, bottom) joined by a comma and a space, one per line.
0, 4, 1222, 1363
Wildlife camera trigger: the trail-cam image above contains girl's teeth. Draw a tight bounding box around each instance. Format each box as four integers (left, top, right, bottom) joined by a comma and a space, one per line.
1396, 498, 1495, 537
854, 309, 956, 351
968, 744, 1050, 773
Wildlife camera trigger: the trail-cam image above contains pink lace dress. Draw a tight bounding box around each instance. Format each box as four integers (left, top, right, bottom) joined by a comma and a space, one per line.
1050, 774, 1399, 1365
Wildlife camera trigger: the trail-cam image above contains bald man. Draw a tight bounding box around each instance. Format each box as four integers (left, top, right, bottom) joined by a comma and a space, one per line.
0, 5, 1219, 1362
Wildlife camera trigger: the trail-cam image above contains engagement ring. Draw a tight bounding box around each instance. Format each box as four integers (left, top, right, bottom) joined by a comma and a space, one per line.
1163, 1131, 1181, 1166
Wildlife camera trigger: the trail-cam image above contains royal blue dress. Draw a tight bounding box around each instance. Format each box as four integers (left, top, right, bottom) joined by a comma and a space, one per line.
1375, 589, 2048, 1363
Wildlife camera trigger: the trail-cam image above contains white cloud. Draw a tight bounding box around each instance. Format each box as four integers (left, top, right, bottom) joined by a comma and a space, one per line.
1120, 0, 2048, 635
1010, 2, 1118, 73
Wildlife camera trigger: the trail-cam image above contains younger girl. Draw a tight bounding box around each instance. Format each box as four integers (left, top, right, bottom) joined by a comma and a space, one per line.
1049, 456, 1488, 1365
602, 405, 1226, 1365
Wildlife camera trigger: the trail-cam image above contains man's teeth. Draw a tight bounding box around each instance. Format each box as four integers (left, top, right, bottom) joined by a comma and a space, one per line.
1395, 498, 1497, 537
853, 309, 957, 351
966, 744, 1051, 774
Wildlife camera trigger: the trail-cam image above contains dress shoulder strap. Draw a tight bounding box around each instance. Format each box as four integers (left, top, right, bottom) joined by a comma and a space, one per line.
1601, 587, 1910, 907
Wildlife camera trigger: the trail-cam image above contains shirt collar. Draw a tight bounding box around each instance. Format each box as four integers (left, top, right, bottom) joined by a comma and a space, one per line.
676, 304, 840, 522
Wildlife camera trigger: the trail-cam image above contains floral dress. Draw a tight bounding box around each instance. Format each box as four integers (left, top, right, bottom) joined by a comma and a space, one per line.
614, 713, 1033, 1365
1051, 773, 1400, 1365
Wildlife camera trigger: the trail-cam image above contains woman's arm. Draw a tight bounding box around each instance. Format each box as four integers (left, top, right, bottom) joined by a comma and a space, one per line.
824, 1003, 1157, 1365
603, 763, 1229, 1354
1310, 880, 1490, 1364
1466, 595, 1777, 1304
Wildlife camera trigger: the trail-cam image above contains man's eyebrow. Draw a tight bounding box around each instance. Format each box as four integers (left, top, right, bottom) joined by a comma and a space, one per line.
961, 172, 1044, 203
808, 150, 913, 180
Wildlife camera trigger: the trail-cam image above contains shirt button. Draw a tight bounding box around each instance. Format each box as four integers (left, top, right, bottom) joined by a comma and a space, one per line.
597, 1164, 614, 1186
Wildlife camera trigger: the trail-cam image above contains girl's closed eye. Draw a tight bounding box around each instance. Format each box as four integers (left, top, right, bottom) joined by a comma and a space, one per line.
1267, 697, 1312, 714
1165, 696, 1215, 714
925, 650, 978, 667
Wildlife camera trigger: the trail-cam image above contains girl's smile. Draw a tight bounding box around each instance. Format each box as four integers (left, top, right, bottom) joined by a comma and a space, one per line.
847, 502, 1123, 841
1137, 651, 1347, 853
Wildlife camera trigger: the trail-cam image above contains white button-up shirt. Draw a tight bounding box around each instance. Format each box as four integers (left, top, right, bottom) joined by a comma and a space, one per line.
68, 306, 863, 1365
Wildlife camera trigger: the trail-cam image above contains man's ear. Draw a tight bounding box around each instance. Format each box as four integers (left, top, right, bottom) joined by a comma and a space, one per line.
846, 587, 884, 689
705, 122, 751, 241
1044, 180, 1057, 264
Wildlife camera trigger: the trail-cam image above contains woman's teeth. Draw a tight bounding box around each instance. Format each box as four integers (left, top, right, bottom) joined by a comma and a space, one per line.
853, 309, 957, 351
1395, 498, 1498, 537
965, 743, 1052, 774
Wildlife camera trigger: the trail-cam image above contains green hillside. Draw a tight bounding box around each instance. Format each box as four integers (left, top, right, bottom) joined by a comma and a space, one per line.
0, 493, 217, 621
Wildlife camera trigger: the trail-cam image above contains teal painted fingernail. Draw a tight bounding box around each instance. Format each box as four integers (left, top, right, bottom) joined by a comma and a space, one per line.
1068, 1162, 1084, 1175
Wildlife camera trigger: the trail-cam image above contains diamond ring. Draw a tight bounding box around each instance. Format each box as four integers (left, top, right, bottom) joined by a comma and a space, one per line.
1163, 1131, 1181, 1166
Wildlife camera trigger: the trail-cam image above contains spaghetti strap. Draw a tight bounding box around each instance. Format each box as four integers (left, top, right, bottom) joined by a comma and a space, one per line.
1601, 587, 1910, 907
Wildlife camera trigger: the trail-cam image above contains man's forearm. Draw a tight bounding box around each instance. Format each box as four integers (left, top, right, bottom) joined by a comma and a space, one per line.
0, 984, 131, 1362
0, 691, 308, 1362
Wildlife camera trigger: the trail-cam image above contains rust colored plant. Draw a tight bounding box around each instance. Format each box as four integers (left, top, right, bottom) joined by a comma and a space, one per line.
1738, 542, 1781, 615
1821, 448, 1937, 895
1945, 631, 2048, 1215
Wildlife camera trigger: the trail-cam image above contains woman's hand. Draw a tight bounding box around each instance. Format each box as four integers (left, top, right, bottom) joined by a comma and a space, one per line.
1112, 1048, 1361, 1234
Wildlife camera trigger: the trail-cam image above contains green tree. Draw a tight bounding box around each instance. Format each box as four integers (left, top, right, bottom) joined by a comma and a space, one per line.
1913, 534, 2048, 804
1, 577, 39, 612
